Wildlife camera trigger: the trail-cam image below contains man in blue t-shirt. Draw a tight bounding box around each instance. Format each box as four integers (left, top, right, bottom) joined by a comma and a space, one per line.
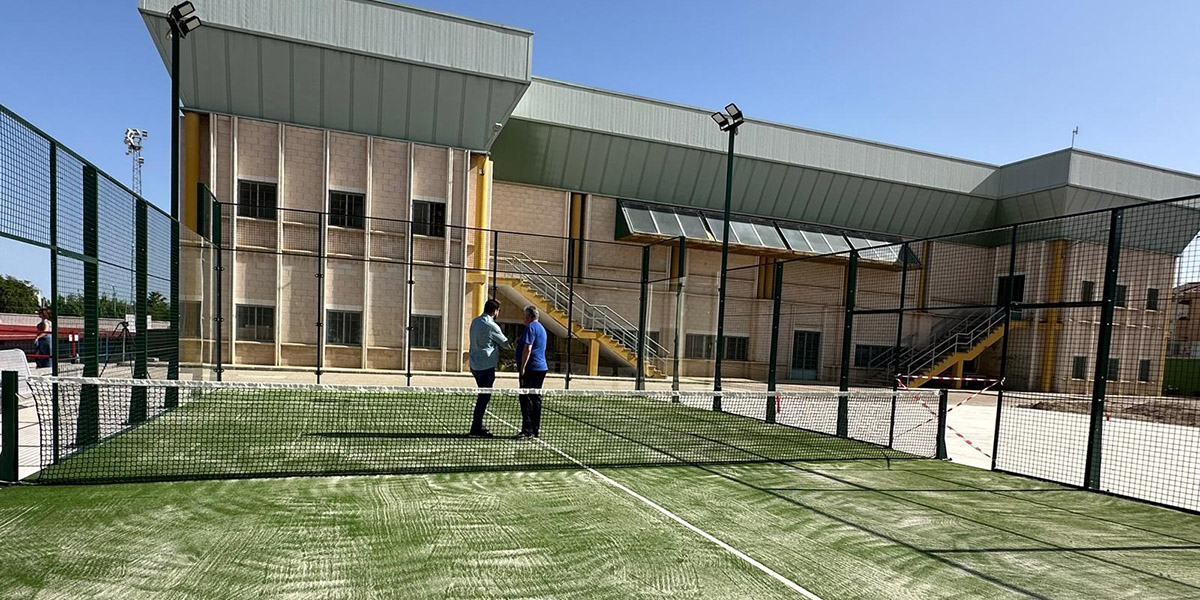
516, 305, 548, 438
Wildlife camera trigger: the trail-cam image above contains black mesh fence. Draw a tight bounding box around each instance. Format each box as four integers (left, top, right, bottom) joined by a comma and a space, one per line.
4, 101, 1200, 512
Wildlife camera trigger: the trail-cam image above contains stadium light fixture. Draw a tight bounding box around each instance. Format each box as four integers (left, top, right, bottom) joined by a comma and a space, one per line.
710, 102, 744, 397
167, 2, 202, 39
725, 103, 743, 124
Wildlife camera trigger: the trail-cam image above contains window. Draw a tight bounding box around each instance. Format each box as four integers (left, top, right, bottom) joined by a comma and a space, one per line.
1107, 358, 1121, 382
1138, 359, 1152, 383
410, 315, 441, 349
1115, 285, 1128, 308
329, 191, 365, 229
412, 200, 446, 237
1081, 280, 1096, 303
1071, 356, 1087, 380
854, 345, 891, 368
181, 301, 202, 338
685, 334, 715, 359
237, 180, 277, 220
683, 334, 747, 361
1146, 288, 1160, 311
724, 336, 749, 361
326, 310, 362, 346
235, 305, 274, 342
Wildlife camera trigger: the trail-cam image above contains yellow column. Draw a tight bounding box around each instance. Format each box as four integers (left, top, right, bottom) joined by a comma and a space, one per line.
953, 359, 965, 389
468, 154, 492, 318
1039, 240, 1065, 392
588, 339, 600, 377
183, 112, 201, 231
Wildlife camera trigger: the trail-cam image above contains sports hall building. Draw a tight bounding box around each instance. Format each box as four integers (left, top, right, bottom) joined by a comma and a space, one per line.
139, 0, 1200, 394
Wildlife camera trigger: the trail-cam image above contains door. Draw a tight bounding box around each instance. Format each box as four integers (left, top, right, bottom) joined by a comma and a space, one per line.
791, 330, 820, 380
997, 274, 1026, 320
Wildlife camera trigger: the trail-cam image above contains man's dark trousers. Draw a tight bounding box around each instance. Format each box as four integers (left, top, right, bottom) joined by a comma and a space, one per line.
471, 368, 496, 433
519, 370, 547, 435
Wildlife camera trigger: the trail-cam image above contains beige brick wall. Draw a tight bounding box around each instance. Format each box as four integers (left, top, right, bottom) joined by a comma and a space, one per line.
492, 182, 566, 266
280, 254, 320, 345
283, 125, 325, 217
367, 262, 406, 348
329, 132, 367, 192
370, 138, 410, 234
236, 119, 278, 181
214, 116, 232, 204
235, 342, 274, 365
412, 145, 448, 200
233, 253, 275, 305
327, 260, 364, 309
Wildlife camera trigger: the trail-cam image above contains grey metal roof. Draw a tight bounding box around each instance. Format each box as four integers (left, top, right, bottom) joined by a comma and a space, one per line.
139, 0, 532, 150
510, 78, 1002, 196
495, 79, 1200, 240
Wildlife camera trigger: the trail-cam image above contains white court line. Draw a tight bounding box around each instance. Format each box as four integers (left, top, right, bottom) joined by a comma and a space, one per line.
487, 411, 824, 600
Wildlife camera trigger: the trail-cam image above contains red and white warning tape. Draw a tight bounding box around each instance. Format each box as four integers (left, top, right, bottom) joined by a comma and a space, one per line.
894, 378, 998, 459
898, 374, 1002, 383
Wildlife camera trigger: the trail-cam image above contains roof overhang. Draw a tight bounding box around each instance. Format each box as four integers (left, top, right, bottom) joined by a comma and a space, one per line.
493, 79, 1001, 239
139, 0, 533, 150
493, 80, 1200, 241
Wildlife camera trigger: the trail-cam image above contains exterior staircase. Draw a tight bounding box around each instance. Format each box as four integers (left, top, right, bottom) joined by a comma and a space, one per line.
870, 309, 1020, 388
496, 253, 667, 378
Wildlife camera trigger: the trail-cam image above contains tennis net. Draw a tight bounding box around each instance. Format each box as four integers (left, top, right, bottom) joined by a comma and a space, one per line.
26, 377, 943, 484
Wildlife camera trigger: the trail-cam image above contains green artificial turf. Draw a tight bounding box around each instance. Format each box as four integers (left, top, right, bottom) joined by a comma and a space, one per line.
3, 459, 1200, 599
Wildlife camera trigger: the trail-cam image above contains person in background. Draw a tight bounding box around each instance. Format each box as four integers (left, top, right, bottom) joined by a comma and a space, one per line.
517, 305, 548, 438
33, 306, 52, 368
467, 299, 508, 437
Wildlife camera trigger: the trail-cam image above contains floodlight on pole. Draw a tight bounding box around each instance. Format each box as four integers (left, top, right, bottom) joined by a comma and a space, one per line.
124, 128, 149, 196
165, 0, 200, 393
710, 102, 745, 400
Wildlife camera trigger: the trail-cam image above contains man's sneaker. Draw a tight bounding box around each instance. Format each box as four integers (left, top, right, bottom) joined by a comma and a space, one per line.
514, 431, 534, 439
468, 429, 494, 438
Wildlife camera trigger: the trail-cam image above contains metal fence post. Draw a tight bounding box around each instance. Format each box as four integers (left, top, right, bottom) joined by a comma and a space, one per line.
767, 261, 783, 424
405, 219, 416, 386
565, 233, 575, 389
935, 388, 949, 460
49, 143, 60, 463
991, 226, 1018, 469
636, 246, 650, 391
0, 371, 16, 482
131, 198, 148, 423
316, 212, 327, 384
490, 229, 498, 299
888, 244, 909, 447
1085, 209, 1124, 490
672, 236, 686, 399
213, 201, 224, 382
79, 165, 99, 447
166, 209, 180, 408
838, 251, 858, 438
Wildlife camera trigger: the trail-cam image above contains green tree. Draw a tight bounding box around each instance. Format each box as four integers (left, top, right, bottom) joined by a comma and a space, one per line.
146, 291, 170, 321
0, 275, 42, 314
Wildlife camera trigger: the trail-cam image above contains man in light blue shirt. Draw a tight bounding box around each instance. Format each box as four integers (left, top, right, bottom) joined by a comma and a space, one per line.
468, 299, 508, 436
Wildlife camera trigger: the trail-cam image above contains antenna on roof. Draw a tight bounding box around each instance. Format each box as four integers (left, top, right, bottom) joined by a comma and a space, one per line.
1071, 126, 1079, 149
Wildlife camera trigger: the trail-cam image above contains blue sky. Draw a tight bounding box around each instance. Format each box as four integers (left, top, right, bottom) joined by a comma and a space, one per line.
3, 0, 1200, 292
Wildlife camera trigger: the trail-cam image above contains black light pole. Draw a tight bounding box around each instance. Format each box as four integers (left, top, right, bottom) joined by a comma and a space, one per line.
167, 2, 201, 223
710, 103, 744, 404
166, 2, 200, 392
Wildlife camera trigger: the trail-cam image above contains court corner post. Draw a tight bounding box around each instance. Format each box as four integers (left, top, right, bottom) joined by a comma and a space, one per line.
766, 261, 783, 424
0, 371, 17, 482
1085, 208, 1124, 490
636, 245, 650, 391
837, 251, 858, 437
935, 388, 949, 460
